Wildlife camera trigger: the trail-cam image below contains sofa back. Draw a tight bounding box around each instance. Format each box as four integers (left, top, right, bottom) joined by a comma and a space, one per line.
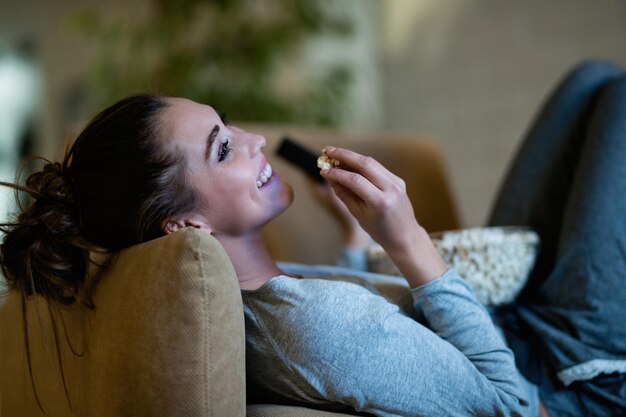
0, 228, 246, 417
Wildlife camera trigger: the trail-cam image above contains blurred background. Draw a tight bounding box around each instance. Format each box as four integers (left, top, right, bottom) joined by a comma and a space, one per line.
1, 0, 626, 230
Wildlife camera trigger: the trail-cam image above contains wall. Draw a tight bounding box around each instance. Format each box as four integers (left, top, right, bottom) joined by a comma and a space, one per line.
2, 0, 626, 228
380, 0, 626, 226
0, 0, 380, 155
0, 0, 104, 161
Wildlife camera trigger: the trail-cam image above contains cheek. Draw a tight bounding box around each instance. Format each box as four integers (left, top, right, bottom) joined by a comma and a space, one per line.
198, 173, 264, 234
202, 178, 249, 214
204, 167, 256, 202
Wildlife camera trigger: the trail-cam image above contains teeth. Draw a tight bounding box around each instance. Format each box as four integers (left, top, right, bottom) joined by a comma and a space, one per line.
257, 162, 273, 188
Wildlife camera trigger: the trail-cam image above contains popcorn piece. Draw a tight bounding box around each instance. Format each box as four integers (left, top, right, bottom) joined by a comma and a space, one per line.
317, 151, 339, 170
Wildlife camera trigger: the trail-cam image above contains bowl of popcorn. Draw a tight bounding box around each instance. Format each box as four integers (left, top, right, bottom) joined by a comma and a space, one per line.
368, 226, 540, 306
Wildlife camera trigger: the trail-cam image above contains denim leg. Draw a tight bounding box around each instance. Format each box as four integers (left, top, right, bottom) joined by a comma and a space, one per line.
491, 62, 626, 415
520, 78, 626, 416
537, 77, 626, 356
489, 59, 625, 301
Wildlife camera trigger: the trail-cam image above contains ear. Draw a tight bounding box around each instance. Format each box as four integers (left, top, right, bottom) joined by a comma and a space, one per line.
161, 217, 212, 235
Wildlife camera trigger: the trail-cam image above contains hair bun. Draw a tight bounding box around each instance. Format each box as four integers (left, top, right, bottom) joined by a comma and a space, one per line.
25, 161, 80, 237
1, 160, 88, 306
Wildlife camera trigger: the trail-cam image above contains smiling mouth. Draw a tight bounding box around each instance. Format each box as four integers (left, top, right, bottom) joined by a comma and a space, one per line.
257, 162, 273, 188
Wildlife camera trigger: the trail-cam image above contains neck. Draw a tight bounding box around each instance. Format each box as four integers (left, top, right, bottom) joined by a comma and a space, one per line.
215, 230, 283, 290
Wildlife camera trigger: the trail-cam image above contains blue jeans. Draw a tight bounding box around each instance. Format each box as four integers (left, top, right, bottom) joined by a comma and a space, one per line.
489, 60, 626, 416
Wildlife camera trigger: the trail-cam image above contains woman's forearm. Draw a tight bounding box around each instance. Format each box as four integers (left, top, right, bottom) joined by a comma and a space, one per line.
384, 224, 448, 288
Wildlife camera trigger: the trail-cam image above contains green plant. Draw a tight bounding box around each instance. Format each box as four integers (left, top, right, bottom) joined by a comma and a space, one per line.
72, 0, 353, 125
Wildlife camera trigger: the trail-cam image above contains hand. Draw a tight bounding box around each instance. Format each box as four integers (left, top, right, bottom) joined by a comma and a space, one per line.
306, 179, 374, 250
320, 146, 447, 287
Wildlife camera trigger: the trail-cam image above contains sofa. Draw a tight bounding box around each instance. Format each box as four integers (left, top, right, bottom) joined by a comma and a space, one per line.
0, 131, 460, 416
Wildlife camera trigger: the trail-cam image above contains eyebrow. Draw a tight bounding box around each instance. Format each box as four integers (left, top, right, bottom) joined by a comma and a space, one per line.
205, 125, 220, 161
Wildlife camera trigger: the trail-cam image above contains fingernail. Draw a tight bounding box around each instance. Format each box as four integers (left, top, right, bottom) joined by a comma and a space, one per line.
323, 146, 336, 154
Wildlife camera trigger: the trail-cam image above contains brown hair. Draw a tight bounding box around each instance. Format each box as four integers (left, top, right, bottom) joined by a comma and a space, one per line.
0, 94, 198, 411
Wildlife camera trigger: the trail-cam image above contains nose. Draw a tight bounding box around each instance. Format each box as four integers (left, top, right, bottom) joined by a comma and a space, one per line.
247, 132, 266, 157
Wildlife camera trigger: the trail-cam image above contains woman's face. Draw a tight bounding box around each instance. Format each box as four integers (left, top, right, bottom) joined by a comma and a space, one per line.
160, 98, 293, 237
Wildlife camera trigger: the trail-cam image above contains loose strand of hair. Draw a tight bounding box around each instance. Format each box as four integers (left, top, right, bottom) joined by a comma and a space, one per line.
20, 291, 48, 415
62, 140, 75, 171
13, 159, 31, 213
47, 301, 74, 411
9, 156, 56, 212
58, 305, 88, 357
26, 261, 56, 372
80, 254, 113, 311
0, 180, 46, 203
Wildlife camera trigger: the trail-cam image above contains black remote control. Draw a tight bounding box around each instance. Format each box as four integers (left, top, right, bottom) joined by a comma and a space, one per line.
276, 136, 325, 183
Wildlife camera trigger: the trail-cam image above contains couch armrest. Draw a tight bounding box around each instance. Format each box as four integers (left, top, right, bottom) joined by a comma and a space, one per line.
0, 228, 246, 417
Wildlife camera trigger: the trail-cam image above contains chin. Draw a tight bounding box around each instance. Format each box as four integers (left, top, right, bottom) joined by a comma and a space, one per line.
276, 183, 294, 216
284, 182, 294, 205
267, 182, 294, 224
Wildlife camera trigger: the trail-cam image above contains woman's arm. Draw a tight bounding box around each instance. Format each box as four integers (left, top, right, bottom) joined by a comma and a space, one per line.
320, 146, 447, 287
307, 179, 373, 270
246, 272, 534, 416
307, 179, 374, 251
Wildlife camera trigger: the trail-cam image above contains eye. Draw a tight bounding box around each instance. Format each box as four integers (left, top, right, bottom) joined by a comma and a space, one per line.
218, 137, 233, 162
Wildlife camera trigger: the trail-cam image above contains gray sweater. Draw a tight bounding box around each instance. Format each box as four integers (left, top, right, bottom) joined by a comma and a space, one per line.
242, 263, 538, 417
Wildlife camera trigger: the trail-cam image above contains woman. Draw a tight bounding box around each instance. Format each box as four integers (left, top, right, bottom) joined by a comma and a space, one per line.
2, 60, 625, 416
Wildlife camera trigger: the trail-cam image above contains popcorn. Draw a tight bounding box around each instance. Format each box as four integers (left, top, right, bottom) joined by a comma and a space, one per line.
367, 227, 540, 307
317, 151, 339, 170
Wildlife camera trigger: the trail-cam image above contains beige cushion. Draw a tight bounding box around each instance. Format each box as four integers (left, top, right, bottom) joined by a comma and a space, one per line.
0, 228, 246, 417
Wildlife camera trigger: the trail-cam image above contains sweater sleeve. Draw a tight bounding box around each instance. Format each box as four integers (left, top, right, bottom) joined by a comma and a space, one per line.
409, 270, 532, 414
254, 271, 533, 417
336, 246, 368, 271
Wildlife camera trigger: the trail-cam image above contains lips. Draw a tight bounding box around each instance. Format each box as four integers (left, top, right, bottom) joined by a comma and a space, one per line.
257, 161, 273, 188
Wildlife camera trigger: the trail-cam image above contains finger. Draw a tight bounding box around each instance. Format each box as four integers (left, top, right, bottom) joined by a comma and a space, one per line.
321, 167, 383, 208
326, 180, 363, 214
323, 146, 397, 190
